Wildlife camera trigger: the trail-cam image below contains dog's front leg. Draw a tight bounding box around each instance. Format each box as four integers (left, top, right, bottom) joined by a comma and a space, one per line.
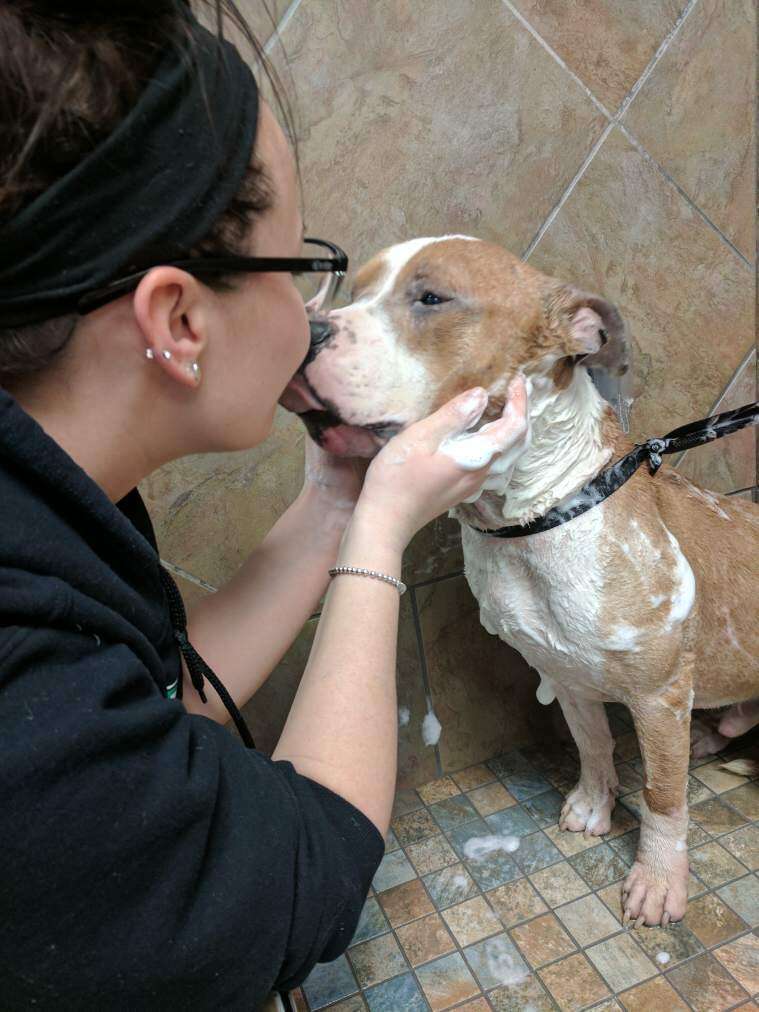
555, 688, 618, 836
623, 661, 693, 927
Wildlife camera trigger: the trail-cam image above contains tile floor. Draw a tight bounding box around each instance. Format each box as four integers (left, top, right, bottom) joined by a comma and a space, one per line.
291, 706, 759, 1011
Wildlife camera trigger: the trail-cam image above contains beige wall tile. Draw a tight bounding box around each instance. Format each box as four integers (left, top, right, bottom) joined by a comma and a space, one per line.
529, 128, 754, 440
272, 0, 606, 262
415, 575, 552, 772
624, 0, 756, 261
677, 349, 757, 494
511, 0, 683, 111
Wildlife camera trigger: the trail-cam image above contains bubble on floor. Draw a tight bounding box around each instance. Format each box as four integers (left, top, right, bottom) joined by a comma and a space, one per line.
656, 950, 671, 965
398, 705, 410, 727
483, 935, 528, 986
463, 834, 520, 861
422, 708, 442, 746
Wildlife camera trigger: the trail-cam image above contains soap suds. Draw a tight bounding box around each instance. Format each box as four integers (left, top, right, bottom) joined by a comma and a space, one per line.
655, 951, 671, 965
463, 834, 520, 860
398, 705, 410, 727
422, 709, 442, 746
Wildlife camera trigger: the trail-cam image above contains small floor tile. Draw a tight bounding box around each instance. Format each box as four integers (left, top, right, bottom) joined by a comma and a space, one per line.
499, 769, 553, 802
522, 788, 565, 828
486, 878, 547, 927
723, 782, 759, 821
383, 829, 399, 854
689, 841, 747, 888
465, 850, 521, 892
689, 797, 749, 836
347, 933, 406, 989
685, 891, 749, 946
377, 878, 433, 927
320, 998, 365, 1012
513, 830, 564, 874
447, 817, 491, 859
489, 972, 555, 1011
555, 893, 620, 947
371, 850, 417, 893
487, 751, 536, 781
539, 951, 611, 1010
364, 972, 426, 1012
464, 931, 529, 989
423, 863, 479, 910
717, 874, 759, 926
418, 776, 461, 806
691, 759, 750, 795
666, 951, 749, 1012
616, 763, 644, 795
631, 920, 704, 966
721, 825, 759, 870
351, 897, 390, 945
441, 895, 501, 947
608, 830, 638, 866
451, 1000, 490, 1012
452, 764, 495, 792
415, 951, 480, 1011
485, 805, 540, 839
468, 781, 516, 817
585, 932, 656, 993
529, 859, 590, 907
713, 933, 759, 994
429, 795, 480, 833
392, 789, 423, 818
607, 804, 640, 839
391, 807, 439, 847
406, 834, 458, 876
617, 975, 690, 1011
510, 911, 577, 968
302, 954, 358, 1010
570, 843, 629, 889
395, 912, 455, 967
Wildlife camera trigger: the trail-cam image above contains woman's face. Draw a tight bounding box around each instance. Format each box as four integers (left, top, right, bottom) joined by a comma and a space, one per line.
204, 100, 310, 451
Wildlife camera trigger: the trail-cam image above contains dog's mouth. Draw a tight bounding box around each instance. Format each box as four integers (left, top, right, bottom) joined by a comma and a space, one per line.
279, 373, 401, 458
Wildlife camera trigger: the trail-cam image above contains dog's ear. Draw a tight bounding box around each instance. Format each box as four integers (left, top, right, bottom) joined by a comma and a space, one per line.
560, 289, 629, 376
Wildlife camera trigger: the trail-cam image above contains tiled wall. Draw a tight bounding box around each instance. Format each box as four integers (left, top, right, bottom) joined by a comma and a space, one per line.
141, 0, 756, 787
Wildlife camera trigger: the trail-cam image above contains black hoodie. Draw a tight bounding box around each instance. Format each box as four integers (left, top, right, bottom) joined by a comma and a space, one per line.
0, 386, 383, 1010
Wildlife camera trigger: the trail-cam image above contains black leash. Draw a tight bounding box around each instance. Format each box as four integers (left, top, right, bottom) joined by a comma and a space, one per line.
470, 400, 759, 540
158, 566, 256, 749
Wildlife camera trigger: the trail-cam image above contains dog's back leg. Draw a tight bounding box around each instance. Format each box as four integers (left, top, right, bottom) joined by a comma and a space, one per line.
623, 654, 694, 926
555, 689, 618, 837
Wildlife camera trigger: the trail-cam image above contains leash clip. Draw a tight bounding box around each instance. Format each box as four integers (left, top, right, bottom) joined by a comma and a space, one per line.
645, 437, 667, 475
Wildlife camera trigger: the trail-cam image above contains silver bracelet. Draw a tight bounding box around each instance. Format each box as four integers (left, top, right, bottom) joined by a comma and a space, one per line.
329, 565, 407, 595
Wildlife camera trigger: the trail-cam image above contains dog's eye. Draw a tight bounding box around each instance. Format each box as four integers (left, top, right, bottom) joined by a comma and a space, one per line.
418, 291, 447, 306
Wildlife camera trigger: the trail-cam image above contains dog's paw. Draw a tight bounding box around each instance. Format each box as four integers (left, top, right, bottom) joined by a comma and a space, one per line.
559, 784, 615, 836
690, 716, 730, 759
621, 852, 689, 927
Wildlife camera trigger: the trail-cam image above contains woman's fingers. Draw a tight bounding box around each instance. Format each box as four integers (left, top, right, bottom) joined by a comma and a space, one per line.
413, 387, 489, 446
438, 375, 529, 475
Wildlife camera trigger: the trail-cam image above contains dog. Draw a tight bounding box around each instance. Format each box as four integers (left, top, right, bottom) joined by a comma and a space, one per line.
280, 236, 759, 926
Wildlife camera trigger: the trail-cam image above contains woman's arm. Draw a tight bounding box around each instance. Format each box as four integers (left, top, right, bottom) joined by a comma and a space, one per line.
181, 480, 354, 724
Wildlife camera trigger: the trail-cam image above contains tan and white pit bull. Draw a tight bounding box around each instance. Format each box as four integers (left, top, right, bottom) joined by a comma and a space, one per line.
281, 236, 759, 926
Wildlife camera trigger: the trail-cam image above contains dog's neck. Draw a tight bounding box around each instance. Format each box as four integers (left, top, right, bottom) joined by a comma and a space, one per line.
457, 367, 620, 529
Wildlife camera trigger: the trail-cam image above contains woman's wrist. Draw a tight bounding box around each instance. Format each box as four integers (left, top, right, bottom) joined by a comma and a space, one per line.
338, 501, 407, 572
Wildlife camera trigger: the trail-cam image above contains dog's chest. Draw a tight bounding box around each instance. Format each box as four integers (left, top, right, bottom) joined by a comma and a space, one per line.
461, 508, 614, 690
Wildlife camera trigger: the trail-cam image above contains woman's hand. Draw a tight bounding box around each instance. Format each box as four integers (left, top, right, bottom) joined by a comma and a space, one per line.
355, 376, 529, 551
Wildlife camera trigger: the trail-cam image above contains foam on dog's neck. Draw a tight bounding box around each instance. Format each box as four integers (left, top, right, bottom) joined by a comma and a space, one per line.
480, 368, 612, 525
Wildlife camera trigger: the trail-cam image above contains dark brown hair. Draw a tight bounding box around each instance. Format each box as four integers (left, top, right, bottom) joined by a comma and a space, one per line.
0, 0, 294, 388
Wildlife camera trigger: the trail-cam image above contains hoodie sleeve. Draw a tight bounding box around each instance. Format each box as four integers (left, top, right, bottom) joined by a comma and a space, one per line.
0, 625, 383, 1011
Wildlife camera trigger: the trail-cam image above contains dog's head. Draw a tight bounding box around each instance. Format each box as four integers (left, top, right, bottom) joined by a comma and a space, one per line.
280, 236, 628, 456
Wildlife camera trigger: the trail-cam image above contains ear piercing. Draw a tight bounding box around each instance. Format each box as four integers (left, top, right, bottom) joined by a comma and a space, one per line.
144, 347, 201, 384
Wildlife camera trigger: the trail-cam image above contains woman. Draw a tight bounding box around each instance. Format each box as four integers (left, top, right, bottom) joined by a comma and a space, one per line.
0, 2, 526, 1008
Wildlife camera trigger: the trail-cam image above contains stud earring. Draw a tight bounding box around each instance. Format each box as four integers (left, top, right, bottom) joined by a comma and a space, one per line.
161, 350, 172, 361
188, 361, 201, 385
145, 348, 155, 360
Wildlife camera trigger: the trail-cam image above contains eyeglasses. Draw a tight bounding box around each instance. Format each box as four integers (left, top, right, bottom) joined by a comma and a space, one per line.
76, 237, 349, 316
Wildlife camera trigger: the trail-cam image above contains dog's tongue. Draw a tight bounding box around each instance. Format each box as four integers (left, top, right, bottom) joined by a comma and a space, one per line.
279, 374, 324, 414
279, 374, 383, 458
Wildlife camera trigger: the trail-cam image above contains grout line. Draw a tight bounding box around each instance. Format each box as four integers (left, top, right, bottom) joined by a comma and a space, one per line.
263, 0, 303, 55
500, 0, 613, 120
410, 568, 464, 591
159, 559, 217, 593
409, 589, 444, 778
521, 121, 614, 261
616, 122, 753, 271
616, 0, 701, 121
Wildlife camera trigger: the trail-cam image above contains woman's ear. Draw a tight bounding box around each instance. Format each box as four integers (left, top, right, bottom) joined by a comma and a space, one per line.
132, 267, 210, 386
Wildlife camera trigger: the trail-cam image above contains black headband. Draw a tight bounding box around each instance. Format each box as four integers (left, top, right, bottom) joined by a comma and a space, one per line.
0, 18, 259, 328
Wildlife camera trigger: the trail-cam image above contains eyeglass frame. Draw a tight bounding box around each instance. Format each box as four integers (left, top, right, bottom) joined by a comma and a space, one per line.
75, 237, 349, 315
